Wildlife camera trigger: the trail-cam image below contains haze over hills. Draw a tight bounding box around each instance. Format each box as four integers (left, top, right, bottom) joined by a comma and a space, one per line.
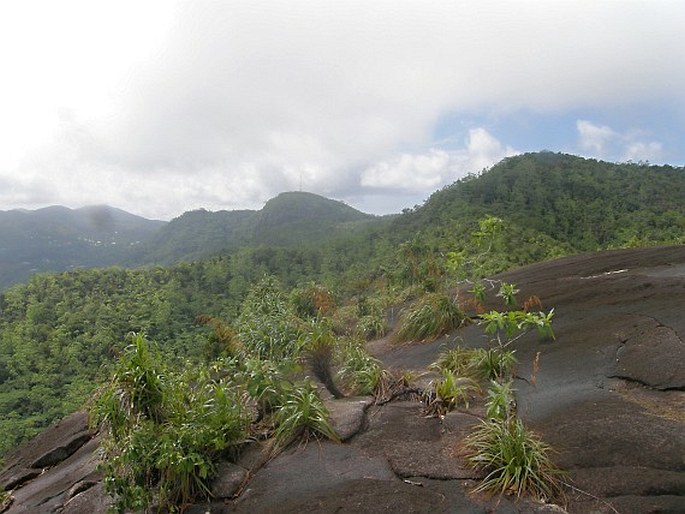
138, 191, 380, 264
0, 206, 165, 290
0, 193, 380, 289
1, 152, 683, 291
0, 151, 683, 489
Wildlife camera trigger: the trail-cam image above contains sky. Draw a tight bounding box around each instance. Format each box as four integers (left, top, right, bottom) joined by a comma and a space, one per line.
0, 1, 683, 220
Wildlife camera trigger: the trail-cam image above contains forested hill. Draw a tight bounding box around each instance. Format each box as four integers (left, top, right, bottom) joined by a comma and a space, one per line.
0, 206, 165, 290
391, 152, 684, 256
3, 155, 683, 288
0, 193, 379, 289
1, 152, 684, 455
138, 191, 379, 264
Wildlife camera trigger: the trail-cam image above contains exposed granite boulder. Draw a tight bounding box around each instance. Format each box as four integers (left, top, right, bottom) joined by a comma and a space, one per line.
0, 411, 93, 492
2, 246, 684, 513
324, 395, 373, 441
211, 462, 248, 499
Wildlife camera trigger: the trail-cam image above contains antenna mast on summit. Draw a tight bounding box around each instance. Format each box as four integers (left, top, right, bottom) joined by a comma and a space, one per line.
299, 171, 303, 191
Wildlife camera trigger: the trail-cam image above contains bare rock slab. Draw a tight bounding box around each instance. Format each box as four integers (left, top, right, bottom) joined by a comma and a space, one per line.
211, 461, 248, 499
353, 401, 480, 480
0, 411, 92, 491
324, 395, 373, 441
613, 322, 685, 390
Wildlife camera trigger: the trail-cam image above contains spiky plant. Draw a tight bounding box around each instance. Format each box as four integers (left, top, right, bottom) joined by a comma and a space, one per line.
336, 339, 385, 396
431, 344, 479, 377
424, 371, 481, 417
271, 380, 340, 451
302, 319, 343, 398
395, 292, 466, 342
470, 347, 517, 381
464, 417, 564, 502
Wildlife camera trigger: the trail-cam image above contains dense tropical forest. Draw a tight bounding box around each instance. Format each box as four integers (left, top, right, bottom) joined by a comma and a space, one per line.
0, 152, 683, 459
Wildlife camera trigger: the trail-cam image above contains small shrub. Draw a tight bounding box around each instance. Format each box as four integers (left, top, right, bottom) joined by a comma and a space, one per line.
331, 304, 359, 336
236, 357, 291, 416
485, 380, 515, 421
291, 283, 336, 318
480, 309, 556, 341
196, 315, 242, 360
236, 276, 305, 361
111, 333, 166, 423
464, 417, 564, 501
92, 336, 252, 512
396, 292, 466, 342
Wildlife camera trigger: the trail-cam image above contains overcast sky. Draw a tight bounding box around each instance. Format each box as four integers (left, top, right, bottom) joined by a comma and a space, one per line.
1, 1, 683, 220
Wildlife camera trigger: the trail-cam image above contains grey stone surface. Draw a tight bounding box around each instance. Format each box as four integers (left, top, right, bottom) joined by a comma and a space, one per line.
3, 246, 684, 513
211, 461, 248, 499
325, 395, 373, 441
0, 411, 92, 491
61, 482, 111, 514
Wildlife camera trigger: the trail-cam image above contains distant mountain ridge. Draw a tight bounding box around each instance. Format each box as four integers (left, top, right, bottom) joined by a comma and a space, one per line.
1, 154, 684, 290
0, 205, 165, 289
0, 193, 378, 288
138, 191, 378, 264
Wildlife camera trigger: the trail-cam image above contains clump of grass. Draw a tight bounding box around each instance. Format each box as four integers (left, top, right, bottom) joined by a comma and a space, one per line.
302, 319, 343, 398
272, 379, 340, 451
335, 338, 385, 396
431, 345, 517, 381
357, 312, 387, 340
463, 417, 564, 502
424, 370, 481, 417
431, 344, 478, 376
331, 304, 359, 336
470, 347, 517, 381
395, 292, 467, 342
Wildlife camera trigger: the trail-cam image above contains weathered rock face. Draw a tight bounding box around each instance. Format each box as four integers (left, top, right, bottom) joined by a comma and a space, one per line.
2, 246, 684, 513
0, 411, 110, 513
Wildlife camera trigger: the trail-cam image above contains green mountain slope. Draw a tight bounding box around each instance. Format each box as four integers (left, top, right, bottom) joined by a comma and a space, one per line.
1, 152, 684, 456
253, 191, 376, 245
383, 152, 685, 277
402, 152, 684, 250
0, 206, 165, 289
139, 191, 377, 264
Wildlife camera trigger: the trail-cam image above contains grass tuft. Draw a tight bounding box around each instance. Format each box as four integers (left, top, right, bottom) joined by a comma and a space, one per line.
272, 380, 340, 451
463, 417, 564, 502
395, 292, 467, 342
424, 371, 481, 416
336, 338, 385, 396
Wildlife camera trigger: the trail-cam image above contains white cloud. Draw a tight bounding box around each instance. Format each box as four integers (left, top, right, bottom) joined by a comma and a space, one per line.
0, 1, 683, 218
577, 120, 618, 155
576, 120, 664, 163
361, 128, 518, 193
623, 141, 664, 163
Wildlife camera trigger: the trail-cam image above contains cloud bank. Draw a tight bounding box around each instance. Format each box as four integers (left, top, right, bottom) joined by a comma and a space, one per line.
0, 1, 683, 218
577, 120, 665, 163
